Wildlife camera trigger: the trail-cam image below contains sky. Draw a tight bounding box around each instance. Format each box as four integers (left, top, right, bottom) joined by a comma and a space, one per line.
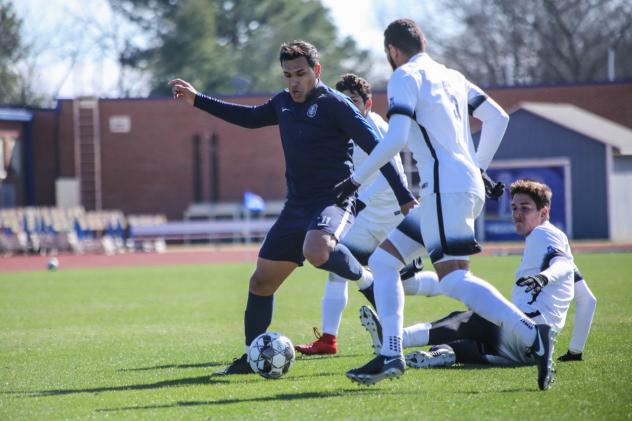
11, 0, 431, 99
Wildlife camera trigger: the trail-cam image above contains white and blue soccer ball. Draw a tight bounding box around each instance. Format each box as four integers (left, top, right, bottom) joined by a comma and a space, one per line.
248, 332, 295, 379
47, 257, 59, 271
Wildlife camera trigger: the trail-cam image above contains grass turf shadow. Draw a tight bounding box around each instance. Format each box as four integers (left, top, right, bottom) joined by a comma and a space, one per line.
97, 388, 383, 412
118, 361, 223, 371
13, 375, 228, 397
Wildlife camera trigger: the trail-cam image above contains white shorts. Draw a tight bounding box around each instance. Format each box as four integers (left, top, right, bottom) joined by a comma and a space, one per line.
341, 205, 404, 266
489, 327, 536, 365
389, 192, 482, 264
486, 314, 556, 365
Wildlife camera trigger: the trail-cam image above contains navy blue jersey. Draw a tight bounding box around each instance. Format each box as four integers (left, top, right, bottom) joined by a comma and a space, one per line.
194, 82, 412, 204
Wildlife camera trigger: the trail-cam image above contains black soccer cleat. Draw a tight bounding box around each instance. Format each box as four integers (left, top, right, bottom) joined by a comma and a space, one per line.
358, 283, 376, 308
399, 256, 424, 281
530, 324, 556, 390
346, 354, 405, 385
558, 350, 583, 362
212, 353, 254, 376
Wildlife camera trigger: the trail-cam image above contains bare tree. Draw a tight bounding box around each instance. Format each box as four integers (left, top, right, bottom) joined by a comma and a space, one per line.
388, 0, 632, 86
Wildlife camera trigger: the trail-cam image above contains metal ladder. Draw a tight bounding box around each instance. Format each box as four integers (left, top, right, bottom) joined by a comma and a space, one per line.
73, 98, 102, 210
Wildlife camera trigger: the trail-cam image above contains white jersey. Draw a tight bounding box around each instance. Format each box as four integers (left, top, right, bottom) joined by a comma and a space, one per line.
512, 221, 575, 331
387, 53, 490, 200
353, 111, 407, 212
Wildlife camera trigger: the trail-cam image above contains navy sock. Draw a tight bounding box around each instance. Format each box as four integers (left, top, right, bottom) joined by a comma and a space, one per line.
244, 292, 274, 346
317, 243, 364, 281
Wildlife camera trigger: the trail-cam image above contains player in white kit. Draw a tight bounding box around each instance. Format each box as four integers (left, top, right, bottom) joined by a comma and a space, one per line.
295, 74, 440, 356
340, 19, 555, 390
359, 179, 596, 368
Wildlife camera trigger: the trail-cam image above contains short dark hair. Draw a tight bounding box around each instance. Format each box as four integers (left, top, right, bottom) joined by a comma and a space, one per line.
335, 73, 372, 103
384, 19, 425, 55
279, 41, 320, 68
510, 179, 552, 210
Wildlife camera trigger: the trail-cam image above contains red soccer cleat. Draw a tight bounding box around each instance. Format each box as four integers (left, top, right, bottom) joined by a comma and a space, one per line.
295, 327, 337, 356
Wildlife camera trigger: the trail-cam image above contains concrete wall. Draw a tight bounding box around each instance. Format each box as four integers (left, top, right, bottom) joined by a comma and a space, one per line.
610, 155, 632, 241
493, 110, 609, 239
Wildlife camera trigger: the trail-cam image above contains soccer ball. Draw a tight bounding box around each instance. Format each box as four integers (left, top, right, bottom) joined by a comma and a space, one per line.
47, 257, 59, 270
248, 332, 295, 379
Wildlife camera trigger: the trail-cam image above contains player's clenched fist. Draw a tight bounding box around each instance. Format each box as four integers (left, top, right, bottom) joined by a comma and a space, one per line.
168, 79, 198, 105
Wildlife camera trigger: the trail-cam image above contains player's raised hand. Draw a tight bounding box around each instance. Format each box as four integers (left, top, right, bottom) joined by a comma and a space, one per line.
168, 79, 198, 105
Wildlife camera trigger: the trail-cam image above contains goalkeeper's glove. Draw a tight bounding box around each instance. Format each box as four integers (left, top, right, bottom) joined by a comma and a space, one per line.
481, 169, 505, 200
516, 274, 549, 304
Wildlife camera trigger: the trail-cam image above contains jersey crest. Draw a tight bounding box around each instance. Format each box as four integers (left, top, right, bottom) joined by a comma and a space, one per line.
307, 104, 318, 118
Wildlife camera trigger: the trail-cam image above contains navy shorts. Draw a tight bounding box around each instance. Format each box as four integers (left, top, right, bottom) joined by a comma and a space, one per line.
258, 198, 355, 265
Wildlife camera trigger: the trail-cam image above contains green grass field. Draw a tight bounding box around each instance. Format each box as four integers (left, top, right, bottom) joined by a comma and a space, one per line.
1, 252, 631, 420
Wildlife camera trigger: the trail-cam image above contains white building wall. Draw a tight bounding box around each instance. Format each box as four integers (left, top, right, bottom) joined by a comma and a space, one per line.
610, 155, 632, 241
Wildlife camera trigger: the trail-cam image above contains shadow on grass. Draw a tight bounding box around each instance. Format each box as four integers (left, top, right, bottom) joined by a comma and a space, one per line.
295, 353, 363, 361
97, 388, 383, 412
6, 371, 339, 398
10, 375, 229, 397
118, 361, 223, 372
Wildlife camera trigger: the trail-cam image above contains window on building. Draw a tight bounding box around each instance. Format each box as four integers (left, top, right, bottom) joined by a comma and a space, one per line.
7, 137, 19, 175
0, 137, 5, 180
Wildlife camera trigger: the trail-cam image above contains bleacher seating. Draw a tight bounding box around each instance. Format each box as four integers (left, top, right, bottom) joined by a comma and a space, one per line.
0, 207, 160, 256
0, 200, 286, 256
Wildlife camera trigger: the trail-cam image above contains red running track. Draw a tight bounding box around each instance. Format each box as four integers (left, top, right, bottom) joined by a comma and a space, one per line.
1, 242, 630, 273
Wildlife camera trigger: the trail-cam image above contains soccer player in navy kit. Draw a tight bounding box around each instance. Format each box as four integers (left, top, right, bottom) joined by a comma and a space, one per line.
169, 41, 415, 375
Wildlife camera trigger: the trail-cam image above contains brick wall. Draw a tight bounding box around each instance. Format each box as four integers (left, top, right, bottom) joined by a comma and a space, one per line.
25, 82, 632, 219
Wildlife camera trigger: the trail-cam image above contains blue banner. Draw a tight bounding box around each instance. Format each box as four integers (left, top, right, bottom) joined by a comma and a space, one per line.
484, 164, 568, 241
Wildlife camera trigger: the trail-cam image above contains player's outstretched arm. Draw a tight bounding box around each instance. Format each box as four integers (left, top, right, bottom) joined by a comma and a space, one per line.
353, 115, 414, 208
472, 96, 509, 171
168, 79, 277, 129
568, 278, 597, 356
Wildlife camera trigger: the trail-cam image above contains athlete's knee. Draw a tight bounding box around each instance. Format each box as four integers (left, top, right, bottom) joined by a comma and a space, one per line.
249, 272, 277, 295
438, 269, 468, 299
303, 235, 335, 267
303, 244, 331, 267
435, 259, 469, 280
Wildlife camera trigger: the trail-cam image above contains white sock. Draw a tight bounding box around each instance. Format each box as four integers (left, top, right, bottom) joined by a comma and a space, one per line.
403, 322, 431, 348
402, 271, 440, 296
440, 269, 536, 346
321, 273, 348, 336
356, 267, 373, 291
369, 248, 405, 357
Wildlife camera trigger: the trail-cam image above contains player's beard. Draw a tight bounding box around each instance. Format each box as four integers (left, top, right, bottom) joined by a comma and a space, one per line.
387, 51, 397, 71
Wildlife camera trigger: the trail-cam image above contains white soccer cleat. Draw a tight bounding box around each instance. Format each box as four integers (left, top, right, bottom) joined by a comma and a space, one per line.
405, 347, 456, 369
359, 305, 382, 355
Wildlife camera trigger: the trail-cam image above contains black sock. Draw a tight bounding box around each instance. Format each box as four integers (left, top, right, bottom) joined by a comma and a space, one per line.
359, 283, 376, 308
317, 243, 364, 281
244, 292, 274, 346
